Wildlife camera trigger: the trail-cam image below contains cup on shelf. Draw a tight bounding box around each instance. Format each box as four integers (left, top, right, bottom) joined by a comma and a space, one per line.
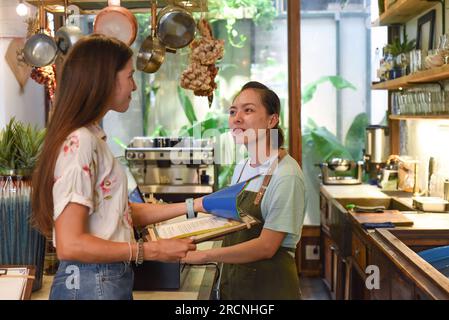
409, 49, 422, 74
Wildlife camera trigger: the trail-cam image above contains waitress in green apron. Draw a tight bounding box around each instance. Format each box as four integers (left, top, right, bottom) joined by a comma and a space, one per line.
183, 81, 307, 300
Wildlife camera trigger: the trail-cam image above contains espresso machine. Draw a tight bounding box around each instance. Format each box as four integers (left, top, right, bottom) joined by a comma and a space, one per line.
364, 125, 390, 184
125, 136, 217, 202
125, 136, 217, 291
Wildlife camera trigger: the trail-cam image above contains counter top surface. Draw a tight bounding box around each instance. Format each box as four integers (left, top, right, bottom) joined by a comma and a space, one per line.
320, 184, 390, 199
402, 212, 449, 229
31, 241, 220, 300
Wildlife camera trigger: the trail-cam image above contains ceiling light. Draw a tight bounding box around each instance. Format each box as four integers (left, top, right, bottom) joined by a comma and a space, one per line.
16, 0, 28, 17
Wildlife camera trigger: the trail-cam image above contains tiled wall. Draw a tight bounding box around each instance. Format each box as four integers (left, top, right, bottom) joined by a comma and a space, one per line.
402, 119, 449, 197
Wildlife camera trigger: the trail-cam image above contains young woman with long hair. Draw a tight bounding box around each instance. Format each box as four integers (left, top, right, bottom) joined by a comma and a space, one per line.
31, 35, 200, 300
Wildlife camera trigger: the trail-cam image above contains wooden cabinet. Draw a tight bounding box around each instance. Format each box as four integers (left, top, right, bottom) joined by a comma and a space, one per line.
321, 225, 346, 299
390, 269, 415, 300
319, 187, 449, 300
320, 192, 331, 232
414, 287, 432, 300
321, 231, 334, 293
351, 232, 367, 271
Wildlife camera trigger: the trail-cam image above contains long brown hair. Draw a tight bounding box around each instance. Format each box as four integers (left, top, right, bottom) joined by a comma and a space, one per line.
31, 35, 133, 237
238, 81, 285, 147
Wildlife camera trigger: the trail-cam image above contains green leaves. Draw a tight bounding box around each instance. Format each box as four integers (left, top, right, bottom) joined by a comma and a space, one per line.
302, 112, 368, 163
177, 86, 198, 125
112, 137, 127, 150
151, 125, 169, 137
179, 112, 229, 137
302, 76, 356, 105
207, 0, 276, 48
0, 117, 46, 174
386, 34, 416, 56
218, 164, 235, 189
344, 113, 369, 160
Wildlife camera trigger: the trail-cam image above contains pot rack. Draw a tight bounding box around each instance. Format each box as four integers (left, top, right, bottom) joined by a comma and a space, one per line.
25, 0, 208, 14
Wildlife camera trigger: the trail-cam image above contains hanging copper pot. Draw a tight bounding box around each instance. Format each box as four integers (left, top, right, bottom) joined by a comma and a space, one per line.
136, 1, 166, 73
94, 0, 138, 46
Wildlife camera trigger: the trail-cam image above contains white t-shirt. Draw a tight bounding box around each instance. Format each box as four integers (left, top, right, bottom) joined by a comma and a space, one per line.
231, 154, 307, 249
52, 124, 133, 246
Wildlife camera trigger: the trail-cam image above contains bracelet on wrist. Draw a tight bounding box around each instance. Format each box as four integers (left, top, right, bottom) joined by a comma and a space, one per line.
185, 198, 197, 219
135, 238, 144, 266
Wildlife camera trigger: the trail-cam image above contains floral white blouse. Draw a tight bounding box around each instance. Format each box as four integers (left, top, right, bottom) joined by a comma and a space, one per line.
52, 123, 134, 245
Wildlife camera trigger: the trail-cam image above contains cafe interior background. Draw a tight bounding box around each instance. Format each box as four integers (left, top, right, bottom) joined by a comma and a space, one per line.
2, 0, 449, 300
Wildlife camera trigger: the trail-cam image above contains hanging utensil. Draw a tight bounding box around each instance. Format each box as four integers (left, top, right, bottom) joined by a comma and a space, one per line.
23, 0, 58, 67
54, 0, 83, 55
156, 1, 196, 50
136, 0, 166, 73
94, 0, 138, 46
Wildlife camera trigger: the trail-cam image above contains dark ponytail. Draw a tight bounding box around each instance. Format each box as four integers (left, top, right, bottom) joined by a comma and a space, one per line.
240, 81, 285, 147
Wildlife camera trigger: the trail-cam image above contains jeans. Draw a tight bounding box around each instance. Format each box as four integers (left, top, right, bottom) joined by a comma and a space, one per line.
49, 260, 134, 300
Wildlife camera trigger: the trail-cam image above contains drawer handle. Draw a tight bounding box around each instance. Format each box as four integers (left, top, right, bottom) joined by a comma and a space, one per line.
354, 248, 360, 256
330, 245, 336, 251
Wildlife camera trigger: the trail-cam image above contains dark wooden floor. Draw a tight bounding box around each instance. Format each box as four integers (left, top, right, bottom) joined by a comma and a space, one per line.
299, 277, 331, 300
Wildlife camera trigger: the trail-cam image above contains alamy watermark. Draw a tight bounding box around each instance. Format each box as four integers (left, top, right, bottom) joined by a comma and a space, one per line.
65, 265, 80, 290
167, 125, 280, 166
365, 265, 380, 290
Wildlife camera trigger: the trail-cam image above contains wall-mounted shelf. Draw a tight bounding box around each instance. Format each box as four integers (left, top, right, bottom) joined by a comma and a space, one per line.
389, 114, 449, 120
372, 77, 410, 90
372, 64, 449, 90
378, 0, 437, 26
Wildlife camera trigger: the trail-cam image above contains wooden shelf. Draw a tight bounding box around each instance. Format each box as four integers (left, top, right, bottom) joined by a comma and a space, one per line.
389, 114, 449, 120
408, 64, 449, 83
372, 77, 411, 90
379, 0, 437, 26
372, 64, 449, 90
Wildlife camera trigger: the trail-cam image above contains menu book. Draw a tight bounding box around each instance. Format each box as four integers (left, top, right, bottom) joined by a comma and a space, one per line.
147, 213, 260, 243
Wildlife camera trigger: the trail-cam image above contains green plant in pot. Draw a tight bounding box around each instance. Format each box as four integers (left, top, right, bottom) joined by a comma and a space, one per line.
386, 34, 416, 77
0, 117, 46, 178
0, 118, 47, 291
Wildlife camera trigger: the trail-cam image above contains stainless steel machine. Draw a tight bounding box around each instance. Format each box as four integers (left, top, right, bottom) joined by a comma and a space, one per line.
125, 136, 217, 202
319, 158, 364, 185
125, 136, 217, 291
364, 125, 390, 183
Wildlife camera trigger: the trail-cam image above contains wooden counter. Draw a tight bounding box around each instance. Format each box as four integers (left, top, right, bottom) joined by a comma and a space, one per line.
31, 241, 220, 300
320, 184, 389, 200
319, 184, 449, 300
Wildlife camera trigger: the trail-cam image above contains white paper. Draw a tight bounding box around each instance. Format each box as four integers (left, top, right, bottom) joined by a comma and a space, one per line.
155, 216, 236, 239
0, 268, 29, 300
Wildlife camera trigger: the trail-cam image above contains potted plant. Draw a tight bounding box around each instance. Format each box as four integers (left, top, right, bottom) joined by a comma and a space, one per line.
386, 34, 416, 78
0, 118, 47, 291
0, 117, 46, 179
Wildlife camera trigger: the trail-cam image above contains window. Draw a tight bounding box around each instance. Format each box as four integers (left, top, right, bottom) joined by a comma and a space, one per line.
301, 0, 385, 225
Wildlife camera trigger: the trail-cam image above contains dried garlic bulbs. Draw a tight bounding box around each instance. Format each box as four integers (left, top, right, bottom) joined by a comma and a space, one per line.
180, 19, 224, 105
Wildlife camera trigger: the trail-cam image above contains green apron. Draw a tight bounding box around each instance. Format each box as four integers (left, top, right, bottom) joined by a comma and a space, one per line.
220, 151, 301, 300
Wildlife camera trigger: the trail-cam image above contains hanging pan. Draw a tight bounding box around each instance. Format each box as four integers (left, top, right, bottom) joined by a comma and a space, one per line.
156, 2, 196, 50
23, 0, 58, 67
136, 1, 166, 73
94, 0, 138, 46
55, 0, 83, 55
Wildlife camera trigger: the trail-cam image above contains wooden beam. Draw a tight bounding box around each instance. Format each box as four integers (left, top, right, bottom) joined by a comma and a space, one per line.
287, 0, 301, 166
